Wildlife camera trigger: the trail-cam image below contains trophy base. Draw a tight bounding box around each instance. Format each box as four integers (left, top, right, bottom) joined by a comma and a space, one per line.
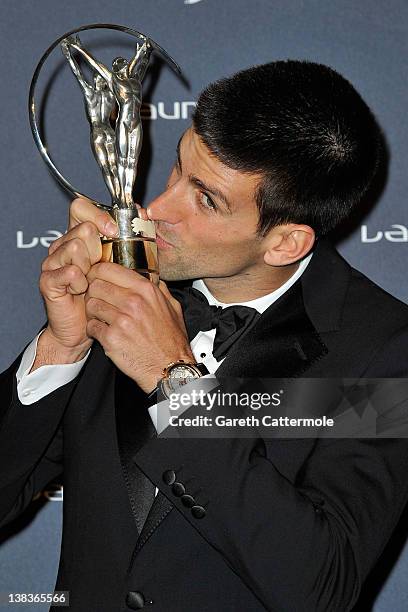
101, 237, 159, 285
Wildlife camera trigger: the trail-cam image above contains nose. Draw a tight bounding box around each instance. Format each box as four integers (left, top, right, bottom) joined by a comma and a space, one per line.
146, 182, 184, 224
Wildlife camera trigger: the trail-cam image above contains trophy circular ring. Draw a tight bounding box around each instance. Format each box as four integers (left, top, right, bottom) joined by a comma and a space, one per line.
28, 22, 181, 212
29, 24, 181, 282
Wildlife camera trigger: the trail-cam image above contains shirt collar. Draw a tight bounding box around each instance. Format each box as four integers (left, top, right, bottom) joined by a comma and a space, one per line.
192, 252, 313, 314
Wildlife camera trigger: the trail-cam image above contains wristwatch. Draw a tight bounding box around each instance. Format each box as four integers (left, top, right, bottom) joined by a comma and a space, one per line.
159, 360, 209, 399
146, 360, 209, 406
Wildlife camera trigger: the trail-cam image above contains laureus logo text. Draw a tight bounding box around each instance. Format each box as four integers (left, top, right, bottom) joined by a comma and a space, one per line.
361, 224, 408, 243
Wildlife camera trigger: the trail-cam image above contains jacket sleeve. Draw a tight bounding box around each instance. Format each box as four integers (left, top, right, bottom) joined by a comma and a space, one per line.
0, 351, 78, 527
133, 326, 408, 612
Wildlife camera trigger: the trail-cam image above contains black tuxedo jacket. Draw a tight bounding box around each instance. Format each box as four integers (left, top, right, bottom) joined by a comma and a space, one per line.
1, 239, 408, 612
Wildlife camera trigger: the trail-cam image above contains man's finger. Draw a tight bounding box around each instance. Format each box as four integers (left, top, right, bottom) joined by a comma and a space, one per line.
40, 265, 88, 299
158, 280, 171, 299
85, 296, 120, 326
137, 206, 149, 221
47, 222, 103, 265
87, 262, 150, 290
69, 198, 118, 237
43, 238, 93, 276
86, 318, 109, 345
86, 278, 132, 310
158, 280, 184, 314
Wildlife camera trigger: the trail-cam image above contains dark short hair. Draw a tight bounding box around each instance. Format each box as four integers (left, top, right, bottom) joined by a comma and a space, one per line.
193, 60, 381, 236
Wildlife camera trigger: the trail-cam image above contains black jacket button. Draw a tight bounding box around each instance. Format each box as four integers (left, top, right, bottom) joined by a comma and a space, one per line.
126, 591, 145, 609
172, 482, 186, 497
191, 505, 206, 519
181, 494, 196, 508
162, 470, 176, 485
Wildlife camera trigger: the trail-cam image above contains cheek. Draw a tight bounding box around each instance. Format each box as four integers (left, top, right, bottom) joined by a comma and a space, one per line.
201, 226, 260, 263
179, 203, 259, 253
215, 219, 257, 247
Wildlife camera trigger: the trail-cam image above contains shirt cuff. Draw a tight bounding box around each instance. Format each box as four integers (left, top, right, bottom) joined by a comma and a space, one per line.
148, 403, 159, 432
16, 331, 91, 406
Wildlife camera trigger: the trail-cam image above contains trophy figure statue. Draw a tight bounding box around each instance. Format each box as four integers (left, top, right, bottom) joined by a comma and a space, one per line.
61, 33, 158, 281
61, 38, 121, 204
29, 25, 181, 283
63, 35, 152, 208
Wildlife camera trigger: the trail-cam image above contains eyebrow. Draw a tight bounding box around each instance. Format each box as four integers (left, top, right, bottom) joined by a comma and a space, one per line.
175, 135, 232, 213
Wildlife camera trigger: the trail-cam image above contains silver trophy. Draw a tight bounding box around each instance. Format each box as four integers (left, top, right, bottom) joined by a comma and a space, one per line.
29, 24, 181, 284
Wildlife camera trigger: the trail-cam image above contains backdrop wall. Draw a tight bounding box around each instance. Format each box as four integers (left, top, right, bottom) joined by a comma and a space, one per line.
0, 1, 407, 610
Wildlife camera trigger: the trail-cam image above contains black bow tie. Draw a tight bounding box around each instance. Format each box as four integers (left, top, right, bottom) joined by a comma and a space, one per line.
172, 287, 260, 360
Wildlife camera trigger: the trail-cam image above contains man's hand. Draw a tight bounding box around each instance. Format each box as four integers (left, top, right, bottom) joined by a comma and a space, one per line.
85, 262, 194, 393
34, 198, 118, 370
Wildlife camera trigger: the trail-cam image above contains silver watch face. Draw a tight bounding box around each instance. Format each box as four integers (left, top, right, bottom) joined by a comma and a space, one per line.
168, 365, 198, 389
160, 363, 202, 398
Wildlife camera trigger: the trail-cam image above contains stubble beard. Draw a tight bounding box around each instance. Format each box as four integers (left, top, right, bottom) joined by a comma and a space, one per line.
158, 249, 203, 282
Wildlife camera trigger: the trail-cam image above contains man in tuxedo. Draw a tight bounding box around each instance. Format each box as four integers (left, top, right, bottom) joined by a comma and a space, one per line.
1, 60, 408, 611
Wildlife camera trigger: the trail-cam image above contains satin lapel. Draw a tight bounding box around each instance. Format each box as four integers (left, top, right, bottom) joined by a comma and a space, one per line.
216, 281, 328, 379
131, 491, 173, 560
115, 371, 173, 540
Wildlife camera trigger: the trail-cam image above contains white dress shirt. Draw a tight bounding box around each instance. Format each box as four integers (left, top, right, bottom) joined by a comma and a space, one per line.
16, 252, 313, 407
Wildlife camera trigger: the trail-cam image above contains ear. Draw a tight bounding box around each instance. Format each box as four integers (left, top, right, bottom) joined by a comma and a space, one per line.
263, 224, 315, 266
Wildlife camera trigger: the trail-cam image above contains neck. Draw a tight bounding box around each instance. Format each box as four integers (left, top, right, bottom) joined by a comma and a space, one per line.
202, 262, 300, 303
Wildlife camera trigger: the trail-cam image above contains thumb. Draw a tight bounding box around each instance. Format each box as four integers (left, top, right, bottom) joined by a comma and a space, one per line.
69, 198, 118, 237
158, 281, 185, 320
